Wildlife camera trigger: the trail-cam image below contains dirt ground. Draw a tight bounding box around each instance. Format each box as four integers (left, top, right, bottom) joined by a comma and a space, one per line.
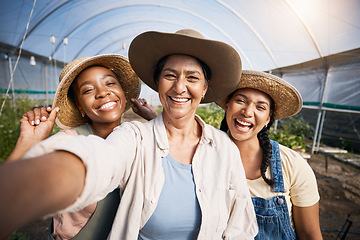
8, 151, 359, 240
309, 152, 360, 240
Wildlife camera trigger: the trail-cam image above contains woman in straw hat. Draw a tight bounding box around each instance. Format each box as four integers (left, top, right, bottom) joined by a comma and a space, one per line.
0, 29, 258, 239
5, 54, 154, 239
217, 70, 323, 239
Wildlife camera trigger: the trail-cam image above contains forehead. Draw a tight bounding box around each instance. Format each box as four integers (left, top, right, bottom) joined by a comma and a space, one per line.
164, 54, 202, 69
232, 88, 271, 103
78, 65, 114, 77
75, 66, 116, 83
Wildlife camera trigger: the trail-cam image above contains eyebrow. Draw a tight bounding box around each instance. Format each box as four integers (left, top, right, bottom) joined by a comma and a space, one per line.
236, 93, 269, 106
78, 74, 116, 89
163, 67, 201, 75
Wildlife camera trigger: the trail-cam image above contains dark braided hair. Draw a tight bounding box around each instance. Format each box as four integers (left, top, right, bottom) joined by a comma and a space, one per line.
220, 90, 276, 187
258, 116, 275, 187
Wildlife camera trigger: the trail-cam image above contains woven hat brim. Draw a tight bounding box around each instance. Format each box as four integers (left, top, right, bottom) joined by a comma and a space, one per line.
53, 54, 141, 129
128, 31, 242, 103
216, 70, 303, 120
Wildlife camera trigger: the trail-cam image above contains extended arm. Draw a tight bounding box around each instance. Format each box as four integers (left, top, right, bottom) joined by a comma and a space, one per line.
0, 151, 85, 239
293, 202, 323, 240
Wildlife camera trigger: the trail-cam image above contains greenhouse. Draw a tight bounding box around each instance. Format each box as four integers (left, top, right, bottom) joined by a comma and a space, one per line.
1, 1, 360, 239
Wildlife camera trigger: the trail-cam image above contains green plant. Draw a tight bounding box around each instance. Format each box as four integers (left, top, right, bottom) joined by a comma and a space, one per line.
269, 131, 306, 151
339, 137, 354, 153
196, 103, 224, 129
278, 116, 314, 139
6, 232, 30, 240
269, 116, 314, 151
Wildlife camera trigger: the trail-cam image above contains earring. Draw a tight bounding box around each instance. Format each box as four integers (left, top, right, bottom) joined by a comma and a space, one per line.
81, 112, 85, 118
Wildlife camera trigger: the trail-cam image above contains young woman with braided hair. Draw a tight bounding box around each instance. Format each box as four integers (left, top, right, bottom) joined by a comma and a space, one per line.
221, 93, 276, 187
217, 70, 323, 240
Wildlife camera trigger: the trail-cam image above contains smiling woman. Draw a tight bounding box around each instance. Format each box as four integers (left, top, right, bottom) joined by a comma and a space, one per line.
70, 66, 127, 138
157, 55, 208, 125
217, 70, 323, 240
5, 54, 142, 240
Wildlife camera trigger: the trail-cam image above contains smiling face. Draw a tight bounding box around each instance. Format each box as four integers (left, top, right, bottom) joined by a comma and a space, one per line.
225, 88, 272, 143
157, 54, 208, 121
74, 66, 126, 126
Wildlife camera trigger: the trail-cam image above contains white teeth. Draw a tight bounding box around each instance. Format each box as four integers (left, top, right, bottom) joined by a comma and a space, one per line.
170, 97, 189, 102
236, 119, 251, 126
99, 102, 116, 110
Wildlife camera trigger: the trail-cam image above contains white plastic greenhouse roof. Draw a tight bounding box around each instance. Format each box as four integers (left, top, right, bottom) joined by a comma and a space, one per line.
1, 0, 360, 115
1, 0, 359, 71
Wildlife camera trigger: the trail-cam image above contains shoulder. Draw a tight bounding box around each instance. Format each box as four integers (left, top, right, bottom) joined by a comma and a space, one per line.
117, 116, 156, 133
111, 116, 158, 142
277, 143, 309, 170
196, 115, 234, 146
278, 143, 320, 203
55, 128, 79, 136
55, 124, 93, 136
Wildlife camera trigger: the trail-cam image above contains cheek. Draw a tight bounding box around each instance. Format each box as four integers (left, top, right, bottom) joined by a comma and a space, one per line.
190, 84, 207, 98
77, 94, 88, 106
157, 84, 169, 101
78, 98, 92, 114
158, 79, 171, 92
114, 89, 127, 108
225, 102, 237, 116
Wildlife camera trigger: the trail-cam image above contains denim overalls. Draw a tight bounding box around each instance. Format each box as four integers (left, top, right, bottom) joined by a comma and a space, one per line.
252, 140, 297, 240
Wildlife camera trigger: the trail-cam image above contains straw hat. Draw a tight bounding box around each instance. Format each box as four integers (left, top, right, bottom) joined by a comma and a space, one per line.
216, 70, 303, 120
53, 54, 141, 129
128, 29, 242, 103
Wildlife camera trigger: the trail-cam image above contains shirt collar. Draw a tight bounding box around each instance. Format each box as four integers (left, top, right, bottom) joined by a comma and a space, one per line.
153, 113, 215, 151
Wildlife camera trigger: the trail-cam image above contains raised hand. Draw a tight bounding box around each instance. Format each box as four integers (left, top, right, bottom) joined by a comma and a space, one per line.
6, 107, 59, 162
131, 98, 158, 121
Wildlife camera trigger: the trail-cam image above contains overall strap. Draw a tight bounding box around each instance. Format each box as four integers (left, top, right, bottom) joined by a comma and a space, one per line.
270, 140, 286, 193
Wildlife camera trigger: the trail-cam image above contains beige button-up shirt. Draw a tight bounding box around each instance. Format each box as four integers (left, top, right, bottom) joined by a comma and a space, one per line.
25, 114, 258, 239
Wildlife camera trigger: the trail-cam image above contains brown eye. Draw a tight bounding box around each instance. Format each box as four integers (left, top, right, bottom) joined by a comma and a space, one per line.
82, 88, 93, 94
235, 98, 245, 104
165, 74, 176, 79
106, 81, 116, 86
187, 76, 199, 82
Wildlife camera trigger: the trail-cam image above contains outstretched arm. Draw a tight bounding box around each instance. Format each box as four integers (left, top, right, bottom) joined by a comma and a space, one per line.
293, 202, 323, 240
0, 151, 85, 239
6, 107, 58, 162
131, 98, 158, 121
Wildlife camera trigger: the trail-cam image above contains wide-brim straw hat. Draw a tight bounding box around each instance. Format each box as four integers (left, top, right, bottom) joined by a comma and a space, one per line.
216, 70, 303, 120
128, 29, 242, 103
53, 54, 141, 129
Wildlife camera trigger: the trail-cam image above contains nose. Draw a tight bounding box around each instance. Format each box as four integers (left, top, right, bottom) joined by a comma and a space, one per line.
95, 87, 110, 99
172, 77, 186, 95
242, 104, 255, 117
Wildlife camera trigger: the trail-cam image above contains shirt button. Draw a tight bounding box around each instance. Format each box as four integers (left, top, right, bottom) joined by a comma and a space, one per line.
198, 189, 202, 193
277, 197, 284, 205
151, 199, 156, 204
